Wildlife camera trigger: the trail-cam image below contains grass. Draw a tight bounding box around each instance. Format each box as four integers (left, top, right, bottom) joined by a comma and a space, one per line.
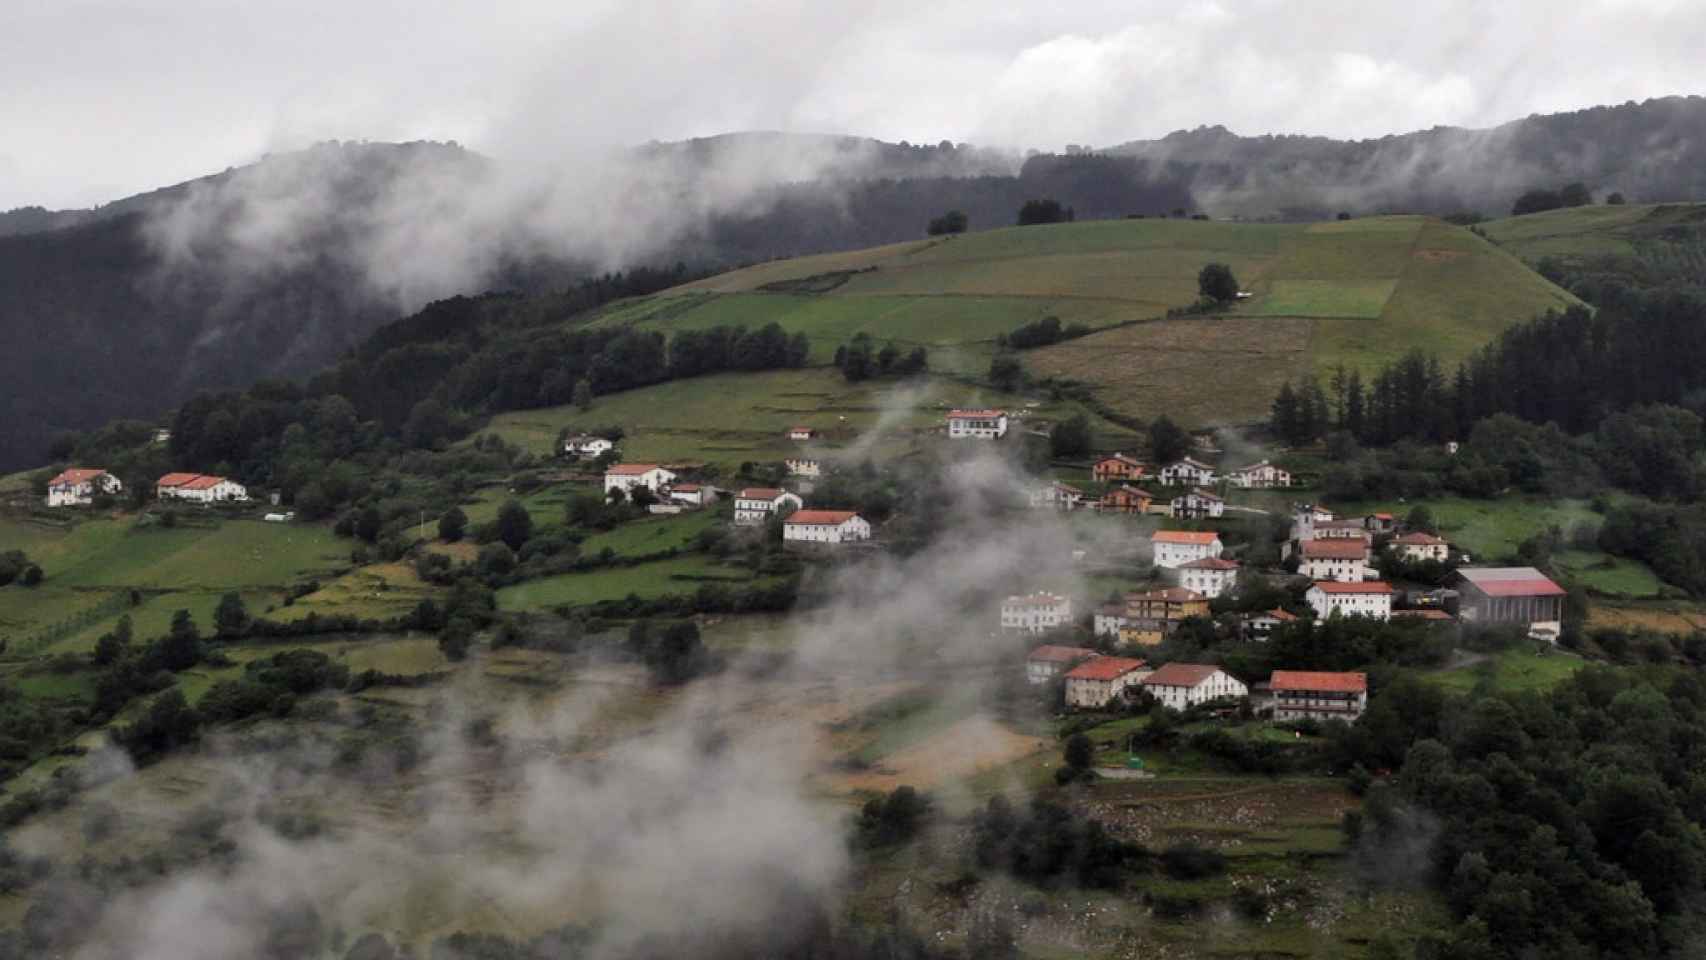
267, 562, 438, 623
1349, 496, 1601, 561
836, 688, 984, 765
494, 554, 772, 611
1426, 647, 1585, 695
1554, 549, 1668, 598
577, 509, 724, 557
1481, 201, 1706, 262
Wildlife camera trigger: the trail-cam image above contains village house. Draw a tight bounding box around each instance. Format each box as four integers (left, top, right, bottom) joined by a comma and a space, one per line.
1099, 484, 1152, 515
1390, 531, 1449, 564
1029, 480, 1084, 511
46, 468, 122, 507
1001, 592, 1074, 634
1026, 645, 1099, 685
786, 426, 816, 441
1300, 538, 1372, 582
1363, 512, 1397, 535
733, 487, 803, 525
785, 457, 822, 479
563, 434, 615, 458
1140, 663, 1248, 711
783, 509, 872, 545
1269, 670, 1368, 723
1291, 503, 1336, 541
946, 408, 1008, 439
156, 473, 248, 503
1178, 557, 1239, 599
1454, 567, 1567, 639
1227, 460, 1291, 489
1312, 519, 1372, 541
1171, 488, 1224, 519
1092, 454, 1147, 484
1151, 530, 1222, 568
603, 463, 676, 497
1093, 602, 1130, 638
667, 484, 713, 507
1243, 608, 1299, 641
1064, 656, 1152, 709
1118, 586, 1209, 645
1307, 580, 1394, 621
1159, 457, 1217, 487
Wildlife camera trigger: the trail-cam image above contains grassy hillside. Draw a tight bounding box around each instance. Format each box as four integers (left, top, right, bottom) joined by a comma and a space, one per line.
1481, 201, 1706, 262
578, 216, 1575, 427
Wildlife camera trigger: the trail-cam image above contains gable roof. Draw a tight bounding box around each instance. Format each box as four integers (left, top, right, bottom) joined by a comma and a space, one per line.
1252, 608, 1299, 622
1233, 459, 1283, 473
181, 475, 228, 490
1310, 580, 1395, 595
50, 468, 107, 487
947, 408, 1005, 419
1179, 557, 1239, 571
1301, 539, 1368, 560
1028, 645, 1099, 664
1456, 566, 1567, 598
1051, 481, 1083, 494
737, 487, 786, 500
1151, 530, 1219, 545
1271, 670, 1367, 693
1005, 592, 1068, 608
1065, 656, 1148, 681
785, 509, 860, 525
1127, 586, 1205, 604
1165, 457, 1214, 471
1177, 488, 1223, 502
606, 463, 665, 476
1096, 453, 1146, 469
157, 472, 201, 487
1391, 532, 1448, 546
1141, 662, 1224, 688
671, 483, 701, 492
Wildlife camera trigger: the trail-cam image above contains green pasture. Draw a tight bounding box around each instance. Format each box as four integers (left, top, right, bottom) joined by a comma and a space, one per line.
494, 554, 775, 611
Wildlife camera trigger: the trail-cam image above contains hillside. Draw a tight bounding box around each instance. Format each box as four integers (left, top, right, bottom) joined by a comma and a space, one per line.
1481, 201, 1706, 296
592, 215, 1576, 425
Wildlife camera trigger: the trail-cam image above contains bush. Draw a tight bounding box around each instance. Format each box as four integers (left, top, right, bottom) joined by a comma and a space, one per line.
1197, 262, 1239, 303
1160, 842, 1227, 880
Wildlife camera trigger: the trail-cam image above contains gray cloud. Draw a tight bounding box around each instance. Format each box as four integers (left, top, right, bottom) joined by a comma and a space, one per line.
4, 1, 1705, 210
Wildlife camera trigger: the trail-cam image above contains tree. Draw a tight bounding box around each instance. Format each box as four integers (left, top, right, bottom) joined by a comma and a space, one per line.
927, 210, 968, 235
213, 592, 249, 638
1558, 182, 1592, 207
158, 609, 202, 670
354, 505, 384, 544
1148, 415, 1189, 465
989, 353, 1024, 391
1016, 198, 1067, 225
18, 565, 42, 588
439, 506, 467, 543
439, 618, 474, 661
1607, 192, 1627, 205
573, 378, 594, 411
1198, 262, 1239, 303
1406, 505, 1437, 534
496, 499, 533, 551
1065, 733, 1093, 771
1512, 188, 1563, 216
477, 543, 515, 576
876, 341, 900, 374
1050, 413, 1092, 458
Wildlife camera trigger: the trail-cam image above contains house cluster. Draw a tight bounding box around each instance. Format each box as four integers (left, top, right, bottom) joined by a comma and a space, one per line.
1000, 592, 1074, 634
1029, 452, 1286, 518
156, 473, 248, 503
1095, 585, 1208, 646
1027, 644, 1368, 721
45, 468, 123, 507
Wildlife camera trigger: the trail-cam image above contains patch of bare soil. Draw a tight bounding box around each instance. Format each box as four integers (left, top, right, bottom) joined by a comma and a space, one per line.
1413, 248, 1465, 263
833, 714, 1047, 794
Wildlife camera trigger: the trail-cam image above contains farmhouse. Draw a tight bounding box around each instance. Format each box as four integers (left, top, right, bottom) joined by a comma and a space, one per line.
603, 463, 676, 496
563, 434, 614, 458
1159, 457, 1217, 486
1093, 603, 1130, 638
1269, 671, 1368, 723
785, 457, 822, 479
1312, 519, 1371, 541
1227, 460, 1291, 489
1390, 531, 1449, 563
1092, 454, 1147, 484
1099, 485, 1152, 515
1118, 586, 1208, 645
1001, 592, 1074, 634
782, 509, 871, 545
1243, 608, 1298, 640
1064, 656, 1151, 709
733, 487, 803, 525
786, 426, 816, 441
1178, 557, 1239, 599
667, 483, 712, 507
1300, 538, 1371, 582
946, 409, 1007, 439
46, 468, 121, 507
1029, 481, 1084, 511
1307, 581, 1394, 621
1140, 663, 1248, 711
1171, 488, 1224, 519
1454, 567, 1566, 637
1364, 512, 1396, 534
156, 473, 247, 503
1026, 645, 1099, 685
1151, 530, 1222, 568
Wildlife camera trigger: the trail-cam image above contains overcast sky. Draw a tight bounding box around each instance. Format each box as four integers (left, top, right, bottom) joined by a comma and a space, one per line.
4, 0, 1704, 209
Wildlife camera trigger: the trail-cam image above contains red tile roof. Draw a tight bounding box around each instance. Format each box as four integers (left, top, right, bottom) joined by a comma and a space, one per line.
157, 472, 200, 487
1456, 567, 1566, 598
1257, 608, 1299, 621
1392, 609, 1455, 621
1151, 530, 1219, 545
1271, 670, 1367, 693
181, 475, 226, 490
1028, 644, 1099, 664
1391, 532, 1447, 546
50, 468, 107, 487
606, 463, 663, 476
1096, 454, 1146, 470
1310, 580, 1395, 595
1141, 662, 1225, 688
1301, 539, 1368, 559
738, 487, 785, 500
1065, 656, 1148, 681
947, 408, 1005, 419
671, 483, 701, 492
784, 509, 860, 525
1179, 557, 1239, 570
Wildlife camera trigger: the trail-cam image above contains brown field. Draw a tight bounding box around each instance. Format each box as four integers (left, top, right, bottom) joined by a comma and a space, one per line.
1588, 604, 1706, 633
833, 714, 1048, 794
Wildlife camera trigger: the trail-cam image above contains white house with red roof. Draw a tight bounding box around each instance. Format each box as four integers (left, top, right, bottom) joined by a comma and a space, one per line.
1028, 480, 1084, 511
603, 463, 676, 497
1300, 538, 1372, 581
1140, 662, 1247, 711
787, 426, 817, 441
46, 468, 121, 507
1307, 581, 1394, 621
1151, 530, 1223, 568
1064, 656, 1151, 708
1159, 457, 1217, 486
733, 487, 802, 525
1227, 460, 1291, 489
1390, 531, 1449, 563
563, 433, 615, 458
1178, 556, 1239, 599
156, 473, 247, 503
1244, 608, 1298, 640
1027, 644, 1099, 684
1171, 488, 1225, 519
946, 408, 1008, 439
782, 509, 871, 544
1001, 592, 1073, 634
785, 457, 821, 479
1269, 670, 1368, 722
